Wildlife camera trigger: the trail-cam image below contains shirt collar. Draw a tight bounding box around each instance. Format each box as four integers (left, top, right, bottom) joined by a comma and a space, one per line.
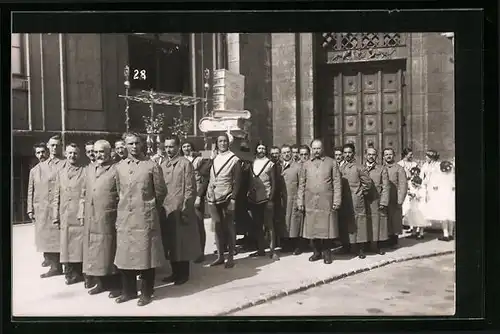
127, 155, 143, 164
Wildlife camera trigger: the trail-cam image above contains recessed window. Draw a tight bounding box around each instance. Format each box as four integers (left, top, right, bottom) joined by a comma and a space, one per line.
127, 34, 190, 94
12, 33, 23, 75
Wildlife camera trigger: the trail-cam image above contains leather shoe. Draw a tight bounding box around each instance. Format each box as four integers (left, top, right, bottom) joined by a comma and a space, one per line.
115, 294, 138, 304
108, 290, 121, 298
40, 269, 63, 278
323, 250, 333, 264
293, 248, 303, 256
137, 295, 152, 307
162, 275, 175, 283
309, 252, 322, 262
88, 285, 105, 295
174, 277, 189, 286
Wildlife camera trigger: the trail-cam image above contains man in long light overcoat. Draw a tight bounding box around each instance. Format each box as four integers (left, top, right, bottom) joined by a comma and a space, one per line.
114, 133, 167, 307
27, 142, 49, 267
383, 148, 408, 248
364, 147, 390, 255
279, 144, 305, 255
79, 140, 122, 297
160, 135, 201, 286
339, 143, 372, 259
38, 135, 67, 278
52, 143, 86, 285
297, 139, 342, 264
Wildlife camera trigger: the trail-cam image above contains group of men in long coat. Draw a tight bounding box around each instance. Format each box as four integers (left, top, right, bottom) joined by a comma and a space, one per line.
28, 131, 445, 307
27, 133, 204, 307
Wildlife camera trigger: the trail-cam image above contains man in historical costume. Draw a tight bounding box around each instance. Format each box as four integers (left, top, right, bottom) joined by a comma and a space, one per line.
232, 142, 255, 252
339, 143, 372, 259
114, 133, 167, 306
334, 147, 344, 165
151, 135, 167, 165
114, 139, 128, 162
297, 139, 342, 264
291, 144, 301, 163
85, 141, 96, 165
37, 135, 67, 278
181, 141, 206, 263
79, 140, 122, 297
269, 145, 285, 250
364, 147, 390, 255
299, 145, 310, 163
278, 144, 305, 255
247, 142, 279, 260
27, 142, 49, 267
52, 143, 87, 285
159, 136, 202, 285
383, 148, 408, 248
207, 134, 242, 268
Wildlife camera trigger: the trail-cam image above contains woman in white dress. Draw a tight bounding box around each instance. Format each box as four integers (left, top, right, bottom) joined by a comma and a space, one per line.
403, 169, 432, 239
398, 147, 418, 180
424, 160, 455, 241
419, 149, 441, 221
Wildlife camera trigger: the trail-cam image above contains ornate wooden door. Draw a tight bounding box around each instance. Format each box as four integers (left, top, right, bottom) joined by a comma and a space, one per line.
322, 61, 404, 163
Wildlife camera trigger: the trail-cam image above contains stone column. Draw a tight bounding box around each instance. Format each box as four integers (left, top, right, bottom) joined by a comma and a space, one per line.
298, 33, 314, 145
226, 33, 240, 74
271, 33, 297, 146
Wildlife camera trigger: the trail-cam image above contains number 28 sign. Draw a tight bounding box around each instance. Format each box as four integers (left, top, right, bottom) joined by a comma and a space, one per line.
133, 69, 147, 80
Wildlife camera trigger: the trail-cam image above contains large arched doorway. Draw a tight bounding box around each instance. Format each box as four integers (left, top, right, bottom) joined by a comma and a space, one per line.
314, 33, 407, 163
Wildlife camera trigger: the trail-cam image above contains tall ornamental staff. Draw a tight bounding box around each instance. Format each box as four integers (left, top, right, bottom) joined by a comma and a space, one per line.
27, 142, 49, 268
114, 133, 167, 307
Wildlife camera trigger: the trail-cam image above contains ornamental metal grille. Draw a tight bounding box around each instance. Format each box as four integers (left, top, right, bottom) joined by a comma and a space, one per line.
321, 33, 403, 50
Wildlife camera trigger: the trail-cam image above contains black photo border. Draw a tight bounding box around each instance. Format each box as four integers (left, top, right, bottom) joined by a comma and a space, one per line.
3, 2, 497, 333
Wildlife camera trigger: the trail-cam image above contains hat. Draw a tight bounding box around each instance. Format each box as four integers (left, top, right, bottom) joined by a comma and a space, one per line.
440, 160, 453, 173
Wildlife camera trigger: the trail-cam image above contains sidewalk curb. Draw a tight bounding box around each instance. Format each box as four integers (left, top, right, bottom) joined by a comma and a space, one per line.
218, 249, 455, 316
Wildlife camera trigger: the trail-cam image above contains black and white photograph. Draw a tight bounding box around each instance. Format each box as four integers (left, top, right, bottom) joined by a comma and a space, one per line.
11, 31, 456, 317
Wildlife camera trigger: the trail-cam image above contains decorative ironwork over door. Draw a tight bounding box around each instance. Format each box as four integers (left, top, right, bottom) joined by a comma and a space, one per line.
322, 61, 404, 163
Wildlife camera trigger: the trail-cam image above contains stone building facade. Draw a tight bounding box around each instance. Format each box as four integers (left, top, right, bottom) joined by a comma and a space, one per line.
11, 32, 454, 223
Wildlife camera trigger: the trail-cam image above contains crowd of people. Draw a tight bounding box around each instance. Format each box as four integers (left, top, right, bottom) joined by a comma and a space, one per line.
26, 132, 456, 307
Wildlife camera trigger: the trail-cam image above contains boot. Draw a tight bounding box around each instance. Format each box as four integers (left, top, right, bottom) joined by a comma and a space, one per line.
40, 256, 63, 278
137, 269, 154, 306
89, 277, 105, 295
322, 249, 333, 264
84, 275, 97, 289
115, 270, 138, 303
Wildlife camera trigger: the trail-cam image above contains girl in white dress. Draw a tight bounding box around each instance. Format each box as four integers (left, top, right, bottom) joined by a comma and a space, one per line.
425, 160, 455, 241
398, 147, 419, 179
403, 168, 432, 239
420, 149, 441, 220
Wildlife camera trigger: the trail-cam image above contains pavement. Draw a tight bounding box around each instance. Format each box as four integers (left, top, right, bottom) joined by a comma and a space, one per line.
12, 220, 455, 317
232, 254, 455, 316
